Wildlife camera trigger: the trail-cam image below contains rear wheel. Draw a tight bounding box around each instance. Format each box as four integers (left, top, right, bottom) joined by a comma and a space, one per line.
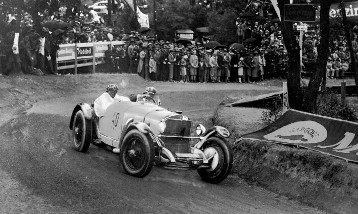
120, 129, 154, 178
72, 110, 92, 152
197, 137, 233, 184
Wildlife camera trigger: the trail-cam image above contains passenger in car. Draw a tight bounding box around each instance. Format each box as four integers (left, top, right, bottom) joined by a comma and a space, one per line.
94, 84, 129, 117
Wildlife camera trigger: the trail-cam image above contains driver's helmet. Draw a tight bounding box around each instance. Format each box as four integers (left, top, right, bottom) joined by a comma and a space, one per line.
144, 87, 157, 95
106, 84, 118, 92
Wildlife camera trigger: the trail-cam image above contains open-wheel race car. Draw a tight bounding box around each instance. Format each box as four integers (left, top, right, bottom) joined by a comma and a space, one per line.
69, 97, 233, 184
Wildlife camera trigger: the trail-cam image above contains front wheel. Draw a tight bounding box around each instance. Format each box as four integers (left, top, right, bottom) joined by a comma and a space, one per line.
120, 129, 154, 178
197, 137, 233, 184
72, 110, 92, 152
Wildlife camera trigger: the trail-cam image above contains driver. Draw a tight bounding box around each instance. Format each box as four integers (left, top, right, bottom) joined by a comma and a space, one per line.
135, 87, 160, 105
94, 84, 130, 117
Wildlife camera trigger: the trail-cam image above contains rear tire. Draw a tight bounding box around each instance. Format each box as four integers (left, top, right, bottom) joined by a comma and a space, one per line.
197, 137, 233, 184
120, 129, 154, 178
72, 110, 92, 152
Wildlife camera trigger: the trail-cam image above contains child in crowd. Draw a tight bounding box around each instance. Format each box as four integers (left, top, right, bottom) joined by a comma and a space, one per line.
237, 57, 247, 83
198, 56, 205, 83
332, 58, 342, 78
326, 57, 333, 79
180, 54, 188, 83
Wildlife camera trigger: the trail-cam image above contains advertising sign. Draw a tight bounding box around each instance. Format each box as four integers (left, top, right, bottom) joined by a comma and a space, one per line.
328, 1, 358, 22
95, 42, 110, 58
243, 109, 358, 162
57, 44, 76, 61
284, 4, 316, 22
77, 46, 93, 58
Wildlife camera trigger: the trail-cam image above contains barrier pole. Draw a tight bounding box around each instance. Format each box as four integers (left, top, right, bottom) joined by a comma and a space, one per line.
92, 42, 96, 73
341, 81, 346, 105
74, 43, 78, 75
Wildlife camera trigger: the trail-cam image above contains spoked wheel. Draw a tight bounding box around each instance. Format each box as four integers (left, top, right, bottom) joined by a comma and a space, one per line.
72, 110, 92, 152
120, 130, 154, 178
197, 137, 233, 184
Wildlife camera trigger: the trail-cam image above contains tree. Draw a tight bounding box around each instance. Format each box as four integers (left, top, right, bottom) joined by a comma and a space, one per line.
277, 0, 303, 110
302, 0, 334, 112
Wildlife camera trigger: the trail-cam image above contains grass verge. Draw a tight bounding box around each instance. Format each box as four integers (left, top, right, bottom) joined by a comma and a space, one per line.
214, 104, 358, 214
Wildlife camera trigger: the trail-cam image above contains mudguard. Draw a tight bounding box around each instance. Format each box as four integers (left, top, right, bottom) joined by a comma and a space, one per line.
69, 103, 93, 130
195, 126, 230, 149
116, 119, 152, 148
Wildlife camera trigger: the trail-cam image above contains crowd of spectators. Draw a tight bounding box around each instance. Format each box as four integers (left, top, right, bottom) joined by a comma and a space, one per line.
98, 16, 289, 84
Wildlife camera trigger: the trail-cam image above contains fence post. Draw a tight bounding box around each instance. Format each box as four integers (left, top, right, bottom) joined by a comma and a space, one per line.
74, 43, 78, 75
341, 81, 346, 105
92, 42, 96, 73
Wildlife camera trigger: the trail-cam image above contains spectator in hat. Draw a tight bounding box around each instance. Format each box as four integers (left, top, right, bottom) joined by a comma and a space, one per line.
180, 53, 188, 82
222, 50, 231, 83
245, 52, 253, 83
209, 50, 219, 82
149, 54, 157, 80
198, 55, 205, 83
230, 50, 239, 82
168, 49, 176, 82
251, 51, 260, 82
204, 49, 211, 83
127, 40, 136, 73
137, 46, 146, 77
237, 57, 248, 83
258, 49, 266, 81
189, 49, 199, 82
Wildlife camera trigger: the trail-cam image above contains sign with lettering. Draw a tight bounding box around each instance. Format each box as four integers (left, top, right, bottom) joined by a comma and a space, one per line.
57, 44, 75, 61
296, 25, 308, 31
329, 2, 358, 22
95, 42, 110, 58
77, 47, 93, 57
284, 4, 316, 22
243, 109, 358, 162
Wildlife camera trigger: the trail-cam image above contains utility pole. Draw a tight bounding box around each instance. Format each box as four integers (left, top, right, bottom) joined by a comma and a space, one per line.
153, 0, 157, 33
108, 0, 112, 26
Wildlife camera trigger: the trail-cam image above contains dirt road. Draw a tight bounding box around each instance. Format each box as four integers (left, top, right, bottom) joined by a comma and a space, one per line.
0, 74, 326, 214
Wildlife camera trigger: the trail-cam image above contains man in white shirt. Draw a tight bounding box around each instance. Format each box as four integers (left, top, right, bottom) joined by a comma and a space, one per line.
94, 84, 129, 117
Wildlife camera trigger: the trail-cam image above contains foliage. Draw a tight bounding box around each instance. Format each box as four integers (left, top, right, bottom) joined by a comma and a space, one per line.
207, 8, 237, 45
152, 0, 246, 41
113, 5, 140, 33
316, 91, 358, 122
260, 97, 283, 125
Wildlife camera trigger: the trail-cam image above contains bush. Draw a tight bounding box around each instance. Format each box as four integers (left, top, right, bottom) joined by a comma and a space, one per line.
316, 91, 358, 122
261, 97, 283, 125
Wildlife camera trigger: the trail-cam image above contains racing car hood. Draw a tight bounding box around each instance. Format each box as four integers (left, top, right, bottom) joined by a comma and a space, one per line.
107, 101, 191, 136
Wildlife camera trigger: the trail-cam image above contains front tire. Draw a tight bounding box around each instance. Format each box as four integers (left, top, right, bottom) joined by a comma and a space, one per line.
120, 130, 154, 178
72, 110, 92, 152
197, 137, 233, 184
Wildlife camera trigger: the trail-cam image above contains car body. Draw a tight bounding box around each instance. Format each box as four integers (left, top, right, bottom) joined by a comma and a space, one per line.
69, 98, 233, 184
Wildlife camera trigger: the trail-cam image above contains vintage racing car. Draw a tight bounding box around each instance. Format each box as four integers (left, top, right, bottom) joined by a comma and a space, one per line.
69, 97, 233, 184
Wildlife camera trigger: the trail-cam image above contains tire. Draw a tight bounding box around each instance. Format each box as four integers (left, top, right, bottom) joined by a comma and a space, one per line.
72, 110, 92, 152
197, 137, 233, 184
120, 129, 154, 178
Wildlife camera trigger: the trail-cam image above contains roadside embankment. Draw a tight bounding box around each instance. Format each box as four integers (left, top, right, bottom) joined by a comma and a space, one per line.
214, 104, 358, 214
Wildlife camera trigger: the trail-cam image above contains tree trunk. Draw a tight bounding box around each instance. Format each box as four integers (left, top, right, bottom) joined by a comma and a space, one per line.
278, 0, 303, 110
340, 1, 358, 95
303, 0, 333, 112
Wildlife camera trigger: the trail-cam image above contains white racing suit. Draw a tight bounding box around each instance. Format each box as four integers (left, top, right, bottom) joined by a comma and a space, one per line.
94, 92, 130, 117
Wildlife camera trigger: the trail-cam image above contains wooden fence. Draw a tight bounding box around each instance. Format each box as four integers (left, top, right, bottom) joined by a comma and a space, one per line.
56, 41, 125, 74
